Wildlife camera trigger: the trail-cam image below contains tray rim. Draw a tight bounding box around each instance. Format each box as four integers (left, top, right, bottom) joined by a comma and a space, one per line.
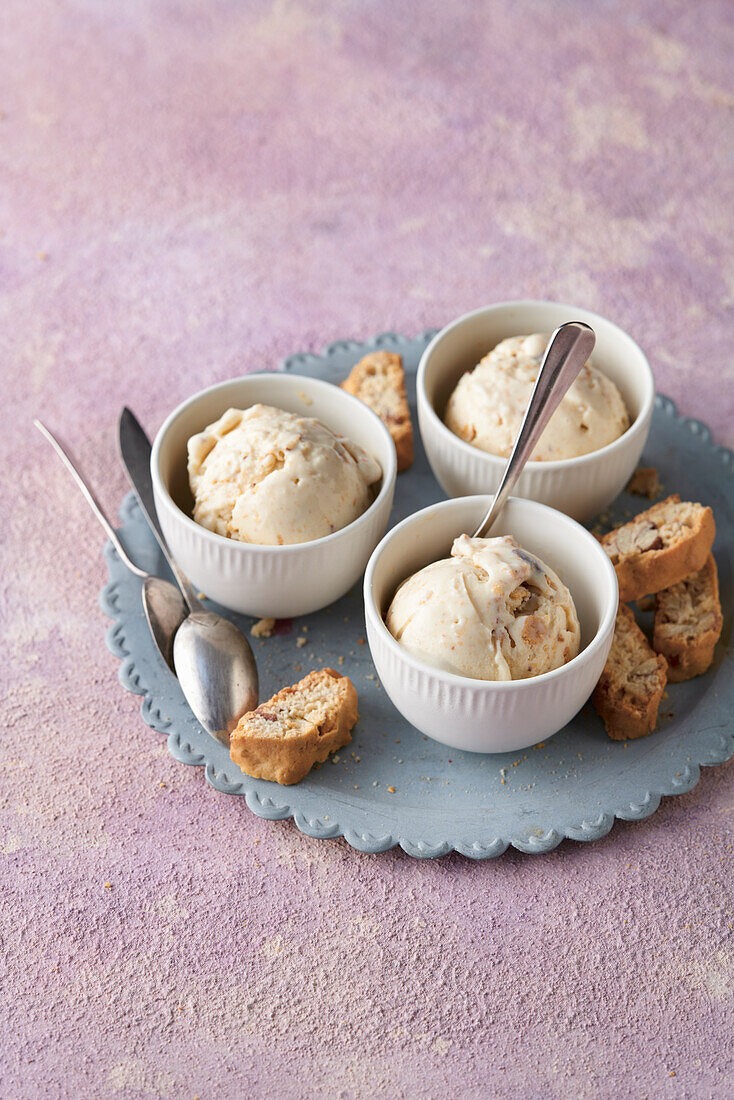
100, 329, 734, 859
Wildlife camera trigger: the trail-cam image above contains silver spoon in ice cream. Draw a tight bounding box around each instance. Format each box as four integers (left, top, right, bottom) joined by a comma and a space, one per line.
118, 408, 259, 745
472, 321, 596, 538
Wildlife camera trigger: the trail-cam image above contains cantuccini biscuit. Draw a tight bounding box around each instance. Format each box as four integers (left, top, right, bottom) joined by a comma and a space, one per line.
601, 495, 715, 602
342, 351, 414, 471
230, 668, 358, 785
653, 555, 723, 682
592, 604, 668, 740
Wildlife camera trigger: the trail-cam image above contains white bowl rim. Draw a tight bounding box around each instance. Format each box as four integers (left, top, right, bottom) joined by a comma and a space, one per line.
417, 298, 656, 472
364, 494, 619, 691
151, 371, 398, 555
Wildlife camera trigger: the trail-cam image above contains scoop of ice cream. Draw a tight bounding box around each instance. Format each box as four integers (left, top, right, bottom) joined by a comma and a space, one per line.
386, 534, 580, 681
445, 333, 629, 461
188, 404, 382, 546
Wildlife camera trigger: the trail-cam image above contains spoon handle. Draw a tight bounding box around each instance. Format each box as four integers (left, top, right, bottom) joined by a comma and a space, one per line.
118, 408, 203, 613
472, 321, 596, 539
34, 419, 148, 579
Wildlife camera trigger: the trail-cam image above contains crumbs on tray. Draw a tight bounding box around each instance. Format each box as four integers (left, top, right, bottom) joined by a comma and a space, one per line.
626, 466, 662, 499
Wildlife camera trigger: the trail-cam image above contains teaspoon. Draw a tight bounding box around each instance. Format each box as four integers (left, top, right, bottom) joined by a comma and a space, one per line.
33, 419, 187, 673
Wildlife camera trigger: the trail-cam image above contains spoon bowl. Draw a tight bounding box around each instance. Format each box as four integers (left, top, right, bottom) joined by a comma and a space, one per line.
143, 576, 187, 674
173, 611, 260, 744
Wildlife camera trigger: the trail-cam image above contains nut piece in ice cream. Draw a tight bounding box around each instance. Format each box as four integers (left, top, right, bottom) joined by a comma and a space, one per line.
385, 535, 580, 681
445, 333, 629, 461
188, 404, 382, 546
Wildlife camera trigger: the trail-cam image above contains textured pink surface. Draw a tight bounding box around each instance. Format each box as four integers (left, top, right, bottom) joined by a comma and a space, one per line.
3, 1, 734, 1096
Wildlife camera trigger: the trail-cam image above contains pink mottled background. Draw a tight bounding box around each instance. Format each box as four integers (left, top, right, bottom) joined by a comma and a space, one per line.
3, 1, 734, 1097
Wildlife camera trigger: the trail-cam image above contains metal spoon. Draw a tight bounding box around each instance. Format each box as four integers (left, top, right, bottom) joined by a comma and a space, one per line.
33, 419, 187, 673
472, 321, 596, 538
141, 575, 188, 674
118, 408, 259, 745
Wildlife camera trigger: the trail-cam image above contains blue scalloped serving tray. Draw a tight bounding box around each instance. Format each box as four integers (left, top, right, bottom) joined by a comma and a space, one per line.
101, 331, 734, 858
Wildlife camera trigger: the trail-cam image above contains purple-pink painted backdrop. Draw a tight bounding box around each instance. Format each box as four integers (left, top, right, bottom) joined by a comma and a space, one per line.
3, 1, 734, 1096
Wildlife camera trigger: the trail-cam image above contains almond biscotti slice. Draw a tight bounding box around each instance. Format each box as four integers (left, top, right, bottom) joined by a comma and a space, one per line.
653, 555, 723, 682
230, 669, 358, 785
592, 604, 668, 740
601, 495, 715, 602
342, 351, 414, 471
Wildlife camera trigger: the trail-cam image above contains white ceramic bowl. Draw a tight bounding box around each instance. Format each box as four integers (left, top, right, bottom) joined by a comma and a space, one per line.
364, 495, 618, 753
417, 300, 655, 524
151, 373, 397, 618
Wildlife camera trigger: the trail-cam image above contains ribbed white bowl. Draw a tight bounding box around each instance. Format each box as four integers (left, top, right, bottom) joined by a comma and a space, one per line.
151, 373, 397, 618
417, 301, 655, 523
364, 495, 618, 753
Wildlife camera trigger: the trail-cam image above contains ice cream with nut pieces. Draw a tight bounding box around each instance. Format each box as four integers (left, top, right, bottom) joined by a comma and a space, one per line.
386, 535, 580, 681
445, 333, 629, 461
188, 404, 382, 546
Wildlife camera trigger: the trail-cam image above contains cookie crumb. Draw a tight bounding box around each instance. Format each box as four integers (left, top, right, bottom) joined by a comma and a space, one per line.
251, 617, 276, 638
627, 466, 661, 499
296, 636, 307, 648
387, 786, 396, 793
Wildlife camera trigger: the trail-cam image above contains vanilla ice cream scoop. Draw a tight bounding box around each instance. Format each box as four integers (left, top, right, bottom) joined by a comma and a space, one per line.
445, 333, 629, 461
386, 535, 580, 681
188, 404, 382, 546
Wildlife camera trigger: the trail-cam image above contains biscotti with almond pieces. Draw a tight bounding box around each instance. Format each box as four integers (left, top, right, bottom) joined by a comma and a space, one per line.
653, 554, 723, 682
601, 495, 715, 602
230, 668, 358, 785
342, 351, 414, 471
592, 604, 668, 740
